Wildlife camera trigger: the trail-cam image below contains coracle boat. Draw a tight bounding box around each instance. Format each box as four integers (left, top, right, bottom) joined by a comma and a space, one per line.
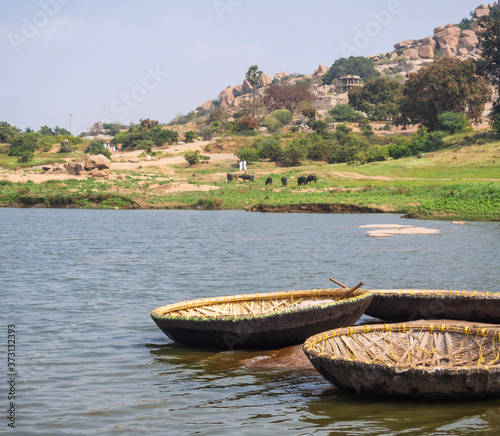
151, 285, 373, 350
303, 322, 500, 399
364, 289, 500, 324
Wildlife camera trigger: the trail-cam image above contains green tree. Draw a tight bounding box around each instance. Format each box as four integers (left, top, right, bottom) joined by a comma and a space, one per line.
348, 77, 403, 120
437, 111, 470, 134
8, 133, 37, 163
245, 65, 263, 117
395, 58, 492, 130
184, 131, 197, 143
329, 104, 365, 122
322, 56, 380, 85
39, 125, 54, 136
477, 9, 500, 117
85, 140, 111, 158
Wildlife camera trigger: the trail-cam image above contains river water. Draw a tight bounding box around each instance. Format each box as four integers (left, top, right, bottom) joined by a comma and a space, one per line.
1, 209, 499, 435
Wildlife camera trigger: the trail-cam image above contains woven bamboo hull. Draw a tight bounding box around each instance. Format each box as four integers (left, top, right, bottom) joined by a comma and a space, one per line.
303, 322, 500, 399
365, 289, 500, 323
151, 289, 373, 350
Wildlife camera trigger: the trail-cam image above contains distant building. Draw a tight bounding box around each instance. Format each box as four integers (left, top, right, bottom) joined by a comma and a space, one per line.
337, 75, 362, 94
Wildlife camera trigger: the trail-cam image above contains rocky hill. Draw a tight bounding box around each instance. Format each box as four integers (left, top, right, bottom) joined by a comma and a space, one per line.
185, 3, 496, 121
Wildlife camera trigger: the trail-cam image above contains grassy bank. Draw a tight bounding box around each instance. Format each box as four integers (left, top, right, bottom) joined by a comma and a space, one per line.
0, 134, 499, 221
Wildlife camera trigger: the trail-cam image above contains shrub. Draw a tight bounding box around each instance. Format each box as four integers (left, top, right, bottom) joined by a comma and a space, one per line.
85, 140, 111, 158
387, 142, 411, 159
329, 104, 365, 122
308, 119, 329, 133
493, 114, 500, 136
184, 150, 209, 165
263, 115, 284, 132
8, 133, 38, 163
236, 115, 259, 131
255, 137, 284, 161
282, 138, 308, 165
437, 111, 470, 134
409, 128, 446, 154
270, 109, 293, 125
302, 107, 316, 119
184, 131, 197, 143
236, 147, 259, 162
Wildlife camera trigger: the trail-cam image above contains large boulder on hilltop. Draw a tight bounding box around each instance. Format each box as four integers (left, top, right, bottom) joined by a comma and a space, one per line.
273, 71, 289, 81
421, 36, 437, 50
198, 100, 213, 111
218, 86, 234, 107
395, 39, 415, 49
314, 64, 328, 75
435, 26, 461, 39
402, 48, 419, 59
233, 84, 243, 93
85, 154, 110, 170
434, 26, 444, 34
419, 45, 434, 59
474, 5, 490, 17
258, 73, 273, 88
242, 79, 253, 94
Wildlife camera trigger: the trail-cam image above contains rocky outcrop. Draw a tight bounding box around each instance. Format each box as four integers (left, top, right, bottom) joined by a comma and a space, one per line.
242, 79, 253, 94
63, 162, 85, 175
419, 45, 434, 59
198, 100, 213, 111
218, 86, 234, 108
273, 71, 289, 81
402, 48, 419, 59
85, 154, 110, 170
89, 168, 110, 178
258, 73, 273, 87
314, 64, 328, 76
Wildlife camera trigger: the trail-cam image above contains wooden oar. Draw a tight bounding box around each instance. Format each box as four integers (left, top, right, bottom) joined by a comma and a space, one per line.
340, 282, 363, 300
329, 278, 348, 289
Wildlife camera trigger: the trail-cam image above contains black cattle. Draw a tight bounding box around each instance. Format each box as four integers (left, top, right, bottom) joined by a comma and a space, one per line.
297, 176, 307, 186
227, 173, 234, 182
239, 174, 252, 182
281, 176, 287, 186
306, 174, 317, 184
265, 177, 272, 185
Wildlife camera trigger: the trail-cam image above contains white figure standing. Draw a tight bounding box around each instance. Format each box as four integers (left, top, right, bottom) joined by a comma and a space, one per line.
243, 160, 247, 171
239, 161, 243, 171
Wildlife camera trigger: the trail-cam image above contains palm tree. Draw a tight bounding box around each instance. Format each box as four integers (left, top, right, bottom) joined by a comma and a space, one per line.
245, 65, 263, 118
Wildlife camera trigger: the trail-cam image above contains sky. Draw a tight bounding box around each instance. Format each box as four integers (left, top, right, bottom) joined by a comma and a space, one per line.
0, 0, 485, 135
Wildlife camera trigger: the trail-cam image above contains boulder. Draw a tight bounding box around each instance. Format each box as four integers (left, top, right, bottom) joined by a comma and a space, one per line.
198, 100, 213, 111
233, 84, 243, 93
421, 36, 437, 50
394, 39, 415, 49
435, 26, 461, 40
75, 162, 85, 175
242, 79, 253, 94
257, 73, 272, 88
437, 35, 459, 51
470, 19, 481, 32
85, 154, 110, 170
458, 35, 479, 50
218, 86, 234, 108
314, 64, 328, 75
474, 5, 490, 17
45, 166, 69, 175
458, 47, 470, 56
433, 26, 444, 34
445, 23, 454, 28
89, 168, 110, 178
441, 46, 456, 58
419, 45, 434, 59
402, 48, 419, 59
63, 162, 78, 175
273, 71, 289, 81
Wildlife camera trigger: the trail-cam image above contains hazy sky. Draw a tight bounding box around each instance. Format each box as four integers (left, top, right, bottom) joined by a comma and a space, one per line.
0, 0, 483, 134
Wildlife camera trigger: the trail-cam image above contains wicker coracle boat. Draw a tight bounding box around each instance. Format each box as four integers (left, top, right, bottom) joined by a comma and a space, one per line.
303, 322, 500, 399
151, 283, 373, 350
364, 289, 500, 324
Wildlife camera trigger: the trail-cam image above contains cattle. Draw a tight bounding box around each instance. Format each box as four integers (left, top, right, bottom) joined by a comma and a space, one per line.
239, 174, 252, 182
265, 177, 272, 185
227, 173, 234, 182
297, 176, 307, 186
281, 176, 287, 186
306, 174, 317, 184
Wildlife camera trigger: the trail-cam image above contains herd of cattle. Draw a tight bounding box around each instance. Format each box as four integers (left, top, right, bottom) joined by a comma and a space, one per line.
226, 173, 317, 186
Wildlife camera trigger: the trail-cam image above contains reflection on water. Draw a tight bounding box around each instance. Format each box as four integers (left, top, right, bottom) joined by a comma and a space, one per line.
1, 209, 499, 435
